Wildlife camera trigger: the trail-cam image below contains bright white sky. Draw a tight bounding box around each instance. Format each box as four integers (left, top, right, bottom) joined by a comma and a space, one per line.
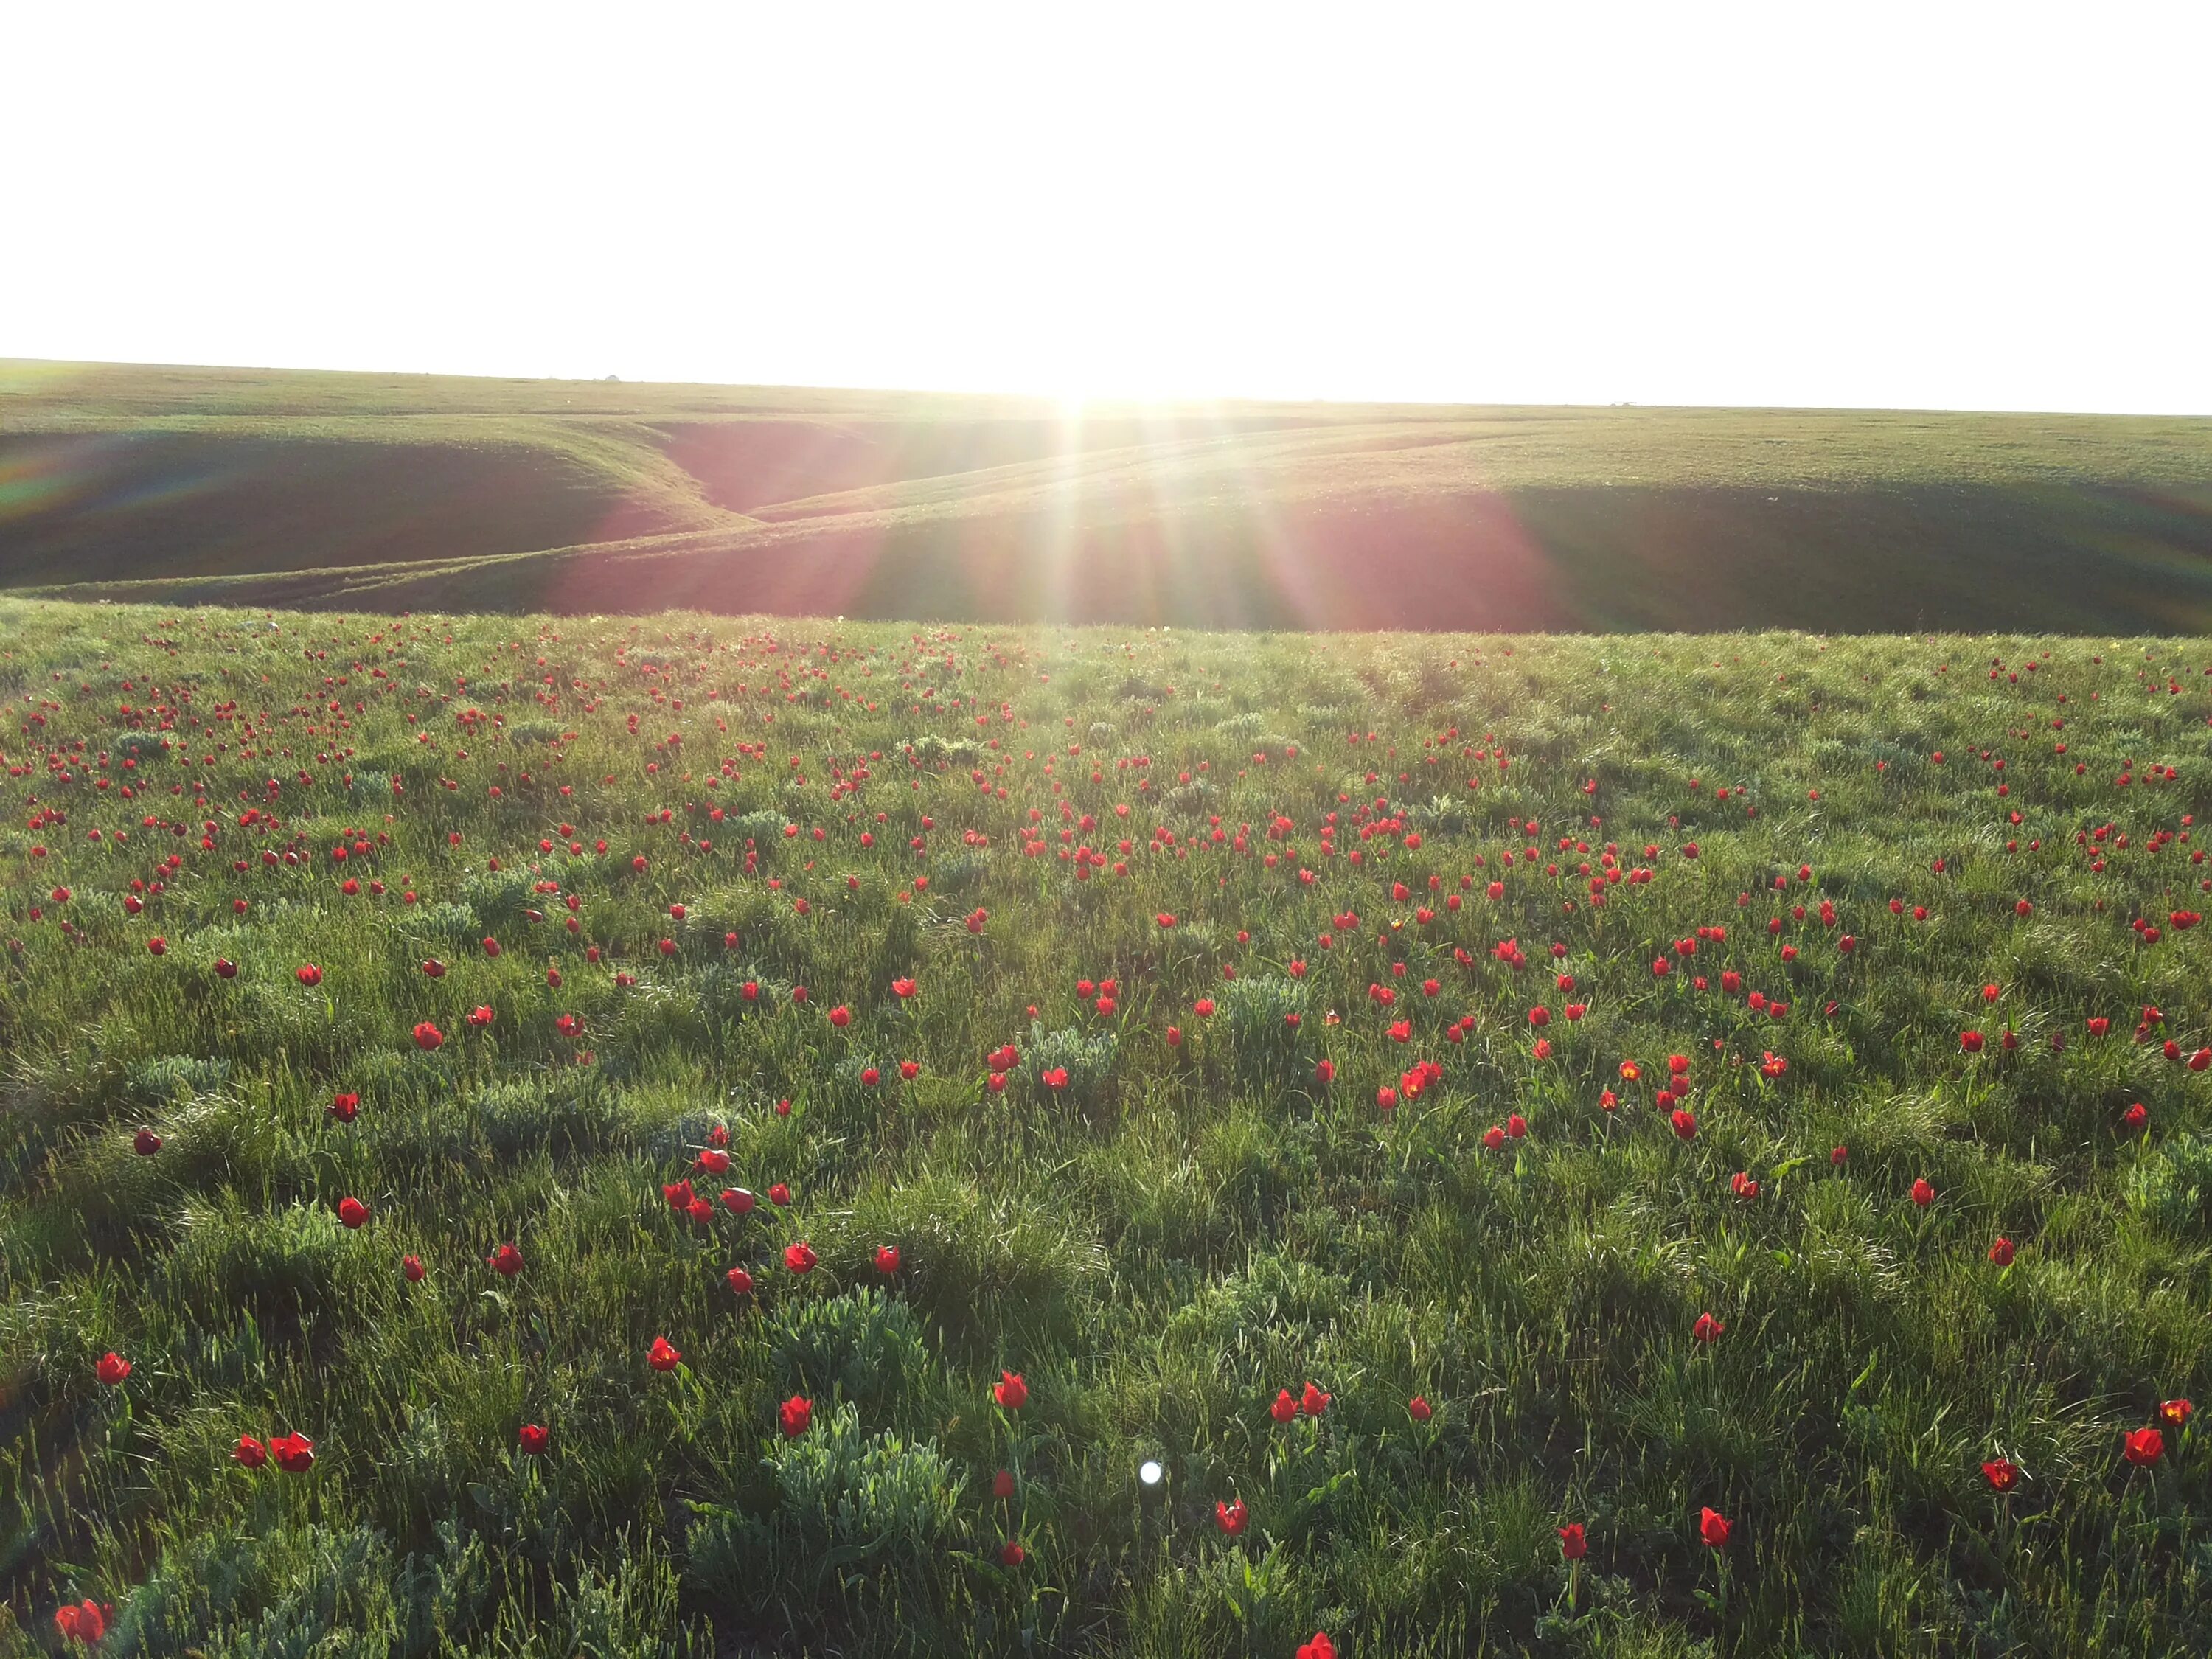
5, 2, 2207, 413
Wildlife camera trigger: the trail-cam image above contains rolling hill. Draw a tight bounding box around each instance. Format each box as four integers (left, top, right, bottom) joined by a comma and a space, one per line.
5, 358, 2212, 629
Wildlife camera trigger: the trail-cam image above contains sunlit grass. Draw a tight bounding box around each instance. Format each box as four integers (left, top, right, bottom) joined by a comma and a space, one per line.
1, 603, 2210, 1653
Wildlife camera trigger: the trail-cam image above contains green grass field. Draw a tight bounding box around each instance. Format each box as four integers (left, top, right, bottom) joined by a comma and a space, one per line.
7, 598, 2212, 1655
8, 361, 2212, 631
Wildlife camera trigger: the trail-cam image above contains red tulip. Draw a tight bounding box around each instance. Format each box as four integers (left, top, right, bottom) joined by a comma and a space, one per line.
271, 1432, 316, 1472
726, 1266, 754, 1295
337, 1196, 369, 1229
827, 1004, 852, 1028
296, 964, 321, 987
403, 1254, 426, 1281
1270, 1388, 1298, 1423
647, 1336, 681, 1372
1989, 1237, 2014, 1267
874, 1245, 901, 1276
720, 1187, 756, 1215
1559, 1522, 1587, 1559
999, 1539, 1026, 1567
1960, 1030, 1984, 1054
779, 1394, 813, 1437
214, 957, 238, 978
1692, 1312, 1725, 1344
518, 1423, 549, 1455
1408, 1394, 1433, 1422
994, 1468, 1016, 1499
2124, 1427, 2165, 1466
1296, 1633, 1338, 1659
133, 1127, 162, 1156
1670, 1107, 1697, 1140
784, 1241, 818, 1274
147, 936, 167, 955
234, 1433, 268, 1468
1299, 1381, 1331, 1417
994, 1371, 1029, 1410
487, 1242, 524, 1277
53, 1601, 108, 1644
1911, 1178, 1935, 1208
2160, 1398, 2194, 1427
1698, 1506, 1731, 1547
467, 1006, 495, 1029
95, 1351, 131, 1386
1982, 1458, 2018, 1492
329, 1093, 359, 1121
412, 1021, 445, 1051
768, 1183, 792, 1206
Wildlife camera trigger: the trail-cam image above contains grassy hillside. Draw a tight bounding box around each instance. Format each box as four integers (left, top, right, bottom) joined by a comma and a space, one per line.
5, 599, 2212, 1654
7, 361, 2212, 630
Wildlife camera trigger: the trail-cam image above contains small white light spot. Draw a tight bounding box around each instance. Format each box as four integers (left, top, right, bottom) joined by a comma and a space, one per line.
1138, 1459, 1163, 1486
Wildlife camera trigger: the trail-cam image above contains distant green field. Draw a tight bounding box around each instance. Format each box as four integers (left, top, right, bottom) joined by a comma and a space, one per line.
7, 601, 2212, 1655
7, 361, 2211, 630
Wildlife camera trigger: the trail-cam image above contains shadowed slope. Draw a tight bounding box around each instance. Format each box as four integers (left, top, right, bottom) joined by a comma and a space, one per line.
38, 480, 2212, 636
0, 425, 714, 583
